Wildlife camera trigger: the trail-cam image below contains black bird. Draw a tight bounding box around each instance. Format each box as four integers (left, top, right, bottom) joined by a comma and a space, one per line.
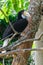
2, 10, 31, 53
2, 10, 31, 39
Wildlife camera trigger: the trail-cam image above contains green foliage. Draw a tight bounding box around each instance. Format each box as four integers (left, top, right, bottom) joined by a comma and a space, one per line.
0, 58, 12, 65
27, 55, 35, 65
5, 58, 13, 65
8, 14, 17, 23
0, 0, 30, 19
0, 63, 2, 65
0, 40, 3, 45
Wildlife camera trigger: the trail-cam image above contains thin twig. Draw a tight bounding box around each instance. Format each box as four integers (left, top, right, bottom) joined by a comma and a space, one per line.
0, 33, 18, 51
3, 58, 5, 65
0, 33, 13, 41
0, 48, 43, 58
11, 32, 43, 49
9, 33, 18, 42
6, 30, 35, 50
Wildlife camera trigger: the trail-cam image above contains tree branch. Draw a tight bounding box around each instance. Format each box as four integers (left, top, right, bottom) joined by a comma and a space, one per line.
0, 32, 43, 52
0, 48, 43, 58
11, 32, 43, 50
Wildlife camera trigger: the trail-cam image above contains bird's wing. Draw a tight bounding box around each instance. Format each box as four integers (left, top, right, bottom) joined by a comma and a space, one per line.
13, 19, 28, 33
2, 25, 14, 38
2, 19, 28, 39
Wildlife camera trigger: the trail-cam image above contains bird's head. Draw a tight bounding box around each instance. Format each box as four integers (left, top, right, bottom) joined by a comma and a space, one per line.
18, 10, 31, 21
22, 10, 31, 19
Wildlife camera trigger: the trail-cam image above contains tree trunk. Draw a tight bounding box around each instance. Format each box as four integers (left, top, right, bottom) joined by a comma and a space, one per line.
34, 16, 43, 65
12, 37, 33, 65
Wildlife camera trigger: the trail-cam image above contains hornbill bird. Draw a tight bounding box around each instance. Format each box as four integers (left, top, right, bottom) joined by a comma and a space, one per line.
2, 10, 31, 52
2, 10, 31, 53
2, 10, 31, 39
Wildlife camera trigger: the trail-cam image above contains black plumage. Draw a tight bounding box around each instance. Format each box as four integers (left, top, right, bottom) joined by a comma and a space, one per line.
2, 10, 28, 39
13, 19, 28, 33
17, 10, 24, 20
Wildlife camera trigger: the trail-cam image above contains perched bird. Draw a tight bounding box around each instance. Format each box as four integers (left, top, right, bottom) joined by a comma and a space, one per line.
2, 10, 31, 53
2, 10, 31, 39
1, 10, 31, 54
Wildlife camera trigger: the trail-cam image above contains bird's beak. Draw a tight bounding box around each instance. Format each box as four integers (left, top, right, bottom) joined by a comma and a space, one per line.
23, 11, 32, 22
21, 11, 31, 21
23, 11, 31, 18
